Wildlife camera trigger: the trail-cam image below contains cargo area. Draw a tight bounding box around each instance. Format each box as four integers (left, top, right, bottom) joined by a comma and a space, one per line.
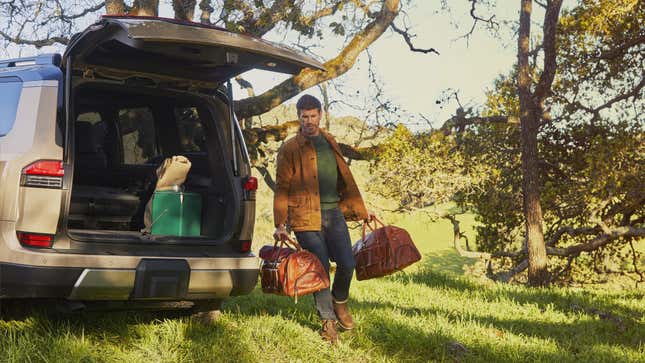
66, 83, 240, 243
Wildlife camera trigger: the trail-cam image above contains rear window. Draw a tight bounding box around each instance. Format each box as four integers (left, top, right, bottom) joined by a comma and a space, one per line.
0, 77, 23, 137
77, 112, 102, 125
118, 107, 160, 164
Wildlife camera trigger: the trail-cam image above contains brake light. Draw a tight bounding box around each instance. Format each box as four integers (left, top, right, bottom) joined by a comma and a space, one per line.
243, 176, 258, 191
21, 160, 64, 188
17, 232, 54, 248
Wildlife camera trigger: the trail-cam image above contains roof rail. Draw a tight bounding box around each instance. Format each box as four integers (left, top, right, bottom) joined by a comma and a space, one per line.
0, 54, 62, 68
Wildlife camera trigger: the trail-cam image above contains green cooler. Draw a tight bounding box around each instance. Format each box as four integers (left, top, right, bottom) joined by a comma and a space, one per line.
150, 191, 202, 236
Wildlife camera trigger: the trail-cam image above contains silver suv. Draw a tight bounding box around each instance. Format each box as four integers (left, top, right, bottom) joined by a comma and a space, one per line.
0, 16, 322, 312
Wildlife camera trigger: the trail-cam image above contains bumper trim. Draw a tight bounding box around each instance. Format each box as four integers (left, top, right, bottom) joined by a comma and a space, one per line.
68, 269, 135, 300
1, 262, 258, 300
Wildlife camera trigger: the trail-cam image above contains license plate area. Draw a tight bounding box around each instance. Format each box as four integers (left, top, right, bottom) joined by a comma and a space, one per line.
132, 259, 190, 299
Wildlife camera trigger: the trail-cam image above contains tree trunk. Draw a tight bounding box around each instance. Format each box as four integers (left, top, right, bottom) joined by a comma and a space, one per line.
517, 0, 549, 286
199, 0, 214, 24
320, 83, 331, 130
173, 0, 197, 21
130, 0, 159, 16
105, 0, 126, 15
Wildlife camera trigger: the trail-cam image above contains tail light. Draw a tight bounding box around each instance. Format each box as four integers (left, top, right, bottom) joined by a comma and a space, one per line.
239, 240, 252, 253
243, 176, 258, 191
21, 160, 64, 189
17, 232, 54, 248
243, 176, 258, 201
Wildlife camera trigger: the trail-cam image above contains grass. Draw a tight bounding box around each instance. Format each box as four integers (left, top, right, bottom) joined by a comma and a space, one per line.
2, 125, 644, 362
1, 211, 643, 363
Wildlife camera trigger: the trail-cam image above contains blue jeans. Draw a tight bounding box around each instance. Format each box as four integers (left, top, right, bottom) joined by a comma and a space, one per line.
295, 208, 355, 321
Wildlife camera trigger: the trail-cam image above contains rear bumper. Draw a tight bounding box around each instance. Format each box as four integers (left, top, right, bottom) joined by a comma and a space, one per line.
0, 262, 258, 300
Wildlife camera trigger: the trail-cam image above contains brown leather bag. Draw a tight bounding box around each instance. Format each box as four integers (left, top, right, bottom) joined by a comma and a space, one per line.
259, 237, 330, 302
353, 217, 422, 281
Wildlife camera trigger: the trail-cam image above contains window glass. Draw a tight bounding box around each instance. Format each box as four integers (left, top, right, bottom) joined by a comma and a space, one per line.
175, 107, 207, 152
76, 112, 102, 125
0, 79, 23, 137
118, 107, 159, 164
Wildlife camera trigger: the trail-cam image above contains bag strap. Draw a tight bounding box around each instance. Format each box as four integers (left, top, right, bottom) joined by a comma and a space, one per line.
362, 215, 385, 241
284, 236, 303, 251
274, 236, 302, 251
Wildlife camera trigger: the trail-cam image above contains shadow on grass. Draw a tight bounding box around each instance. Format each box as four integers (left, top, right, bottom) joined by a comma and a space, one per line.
391, 249, 645, 321
356, 312, 633, 363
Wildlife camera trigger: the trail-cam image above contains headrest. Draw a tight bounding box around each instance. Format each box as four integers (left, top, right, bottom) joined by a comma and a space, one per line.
76, 121, 106, 154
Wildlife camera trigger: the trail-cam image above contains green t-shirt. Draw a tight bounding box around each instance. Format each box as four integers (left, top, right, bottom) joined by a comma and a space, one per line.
308, 134, 339, 210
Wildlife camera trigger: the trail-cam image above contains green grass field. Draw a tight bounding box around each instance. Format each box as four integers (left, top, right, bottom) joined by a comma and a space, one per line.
1, 211, 643, 363
2, 124, 643, 362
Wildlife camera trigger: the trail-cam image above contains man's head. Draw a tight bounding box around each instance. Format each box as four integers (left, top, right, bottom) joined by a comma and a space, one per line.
296, 94, 322, 137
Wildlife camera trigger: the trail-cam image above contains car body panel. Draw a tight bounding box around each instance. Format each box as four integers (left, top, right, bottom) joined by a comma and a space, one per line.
0, 82, 63, 231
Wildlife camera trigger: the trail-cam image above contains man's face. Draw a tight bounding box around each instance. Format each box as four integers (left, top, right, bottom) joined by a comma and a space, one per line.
299, 108, 322, 137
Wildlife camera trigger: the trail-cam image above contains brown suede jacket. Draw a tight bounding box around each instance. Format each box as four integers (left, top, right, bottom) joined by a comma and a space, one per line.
273, 130, 368, 232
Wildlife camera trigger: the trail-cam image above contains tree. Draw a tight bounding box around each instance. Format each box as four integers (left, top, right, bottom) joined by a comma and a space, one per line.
517, 0, 564, 286
370, 0, 644, 285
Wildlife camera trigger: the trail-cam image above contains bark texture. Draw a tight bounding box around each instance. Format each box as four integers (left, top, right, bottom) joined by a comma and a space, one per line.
130, 0, 160, 16
517, 0, 563, 286
105, 0, 126, 15
173, 0, 197, 21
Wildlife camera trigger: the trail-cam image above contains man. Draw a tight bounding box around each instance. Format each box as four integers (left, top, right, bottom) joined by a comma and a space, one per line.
273, 94, 372, 344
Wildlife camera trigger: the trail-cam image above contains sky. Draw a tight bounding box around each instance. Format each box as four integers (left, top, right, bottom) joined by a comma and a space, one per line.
4, 1, 551, 130
218, 1, 525, 129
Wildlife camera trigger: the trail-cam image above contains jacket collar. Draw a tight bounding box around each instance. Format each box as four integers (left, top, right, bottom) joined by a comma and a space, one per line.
297, 129, 343, 157
296, 128, 331, 145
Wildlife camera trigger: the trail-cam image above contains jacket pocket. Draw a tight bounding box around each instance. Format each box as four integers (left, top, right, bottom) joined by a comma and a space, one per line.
288, 196, 310, 227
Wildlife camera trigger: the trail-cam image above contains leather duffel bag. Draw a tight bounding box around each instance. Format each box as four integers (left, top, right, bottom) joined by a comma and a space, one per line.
353, 217, 422, 280
259, 237, 330, 302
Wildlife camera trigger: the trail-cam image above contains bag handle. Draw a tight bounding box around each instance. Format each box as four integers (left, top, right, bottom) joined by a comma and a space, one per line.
362, 215, 386, 241
273, 236, 302, 251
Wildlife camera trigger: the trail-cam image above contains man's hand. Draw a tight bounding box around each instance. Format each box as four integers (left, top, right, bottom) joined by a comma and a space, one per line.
273, 224, 290, 241
367, 210, 378, 222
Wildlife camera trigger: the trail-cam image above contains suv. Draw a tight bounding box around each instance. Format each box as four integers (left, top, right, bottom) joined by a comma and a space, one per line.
0, 16, 322, 313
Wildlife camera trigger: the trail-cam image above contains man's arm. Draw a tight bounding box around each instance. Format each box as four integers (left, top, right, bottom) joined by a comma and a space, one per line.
273, 143, 294, 233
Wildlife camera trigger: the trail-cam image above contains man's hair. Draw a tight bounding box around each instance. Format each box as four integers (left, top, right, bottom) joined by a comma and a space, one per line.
296, 94, 322, 114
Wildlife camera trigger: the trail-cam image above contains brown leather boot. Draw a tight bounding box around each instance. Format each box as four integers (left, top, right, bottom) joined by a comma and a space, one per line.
333, 300, 355, 330
320, 320, 338, 344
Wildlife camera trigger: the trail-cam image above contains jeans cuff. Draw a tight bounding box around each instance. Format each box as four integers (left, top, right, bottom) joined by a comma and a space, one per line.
319, 313, 337, 321
332, 297, 348, 304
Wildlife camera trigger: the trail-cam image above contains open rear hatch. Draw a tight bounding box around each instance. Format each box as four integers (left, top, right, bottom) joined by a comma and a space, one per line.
62, 17, 324, 248
62, 16, 324, 85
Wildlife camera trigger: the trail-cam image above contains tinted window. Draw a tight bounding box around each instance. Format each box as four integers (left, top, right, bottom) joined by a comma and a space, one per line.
0, 78, 23, 137
118, 107, 159, 164
175, 107, 207, 152
76, 112, 102, 125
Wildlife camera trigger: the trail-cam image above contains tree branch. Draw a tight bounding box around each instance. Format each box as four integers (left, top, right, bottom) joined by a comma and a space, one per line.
591, 77, 645, 115
440, 114, 520, 134
533, 0, 564, 102
254, 165, 276, 192
0, 29, 69, 47
390, 22, 439, 55
547, 226, 645, 257
599, 34, 645, 60
234, 0, 401, 119
494, 259, 529, 282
